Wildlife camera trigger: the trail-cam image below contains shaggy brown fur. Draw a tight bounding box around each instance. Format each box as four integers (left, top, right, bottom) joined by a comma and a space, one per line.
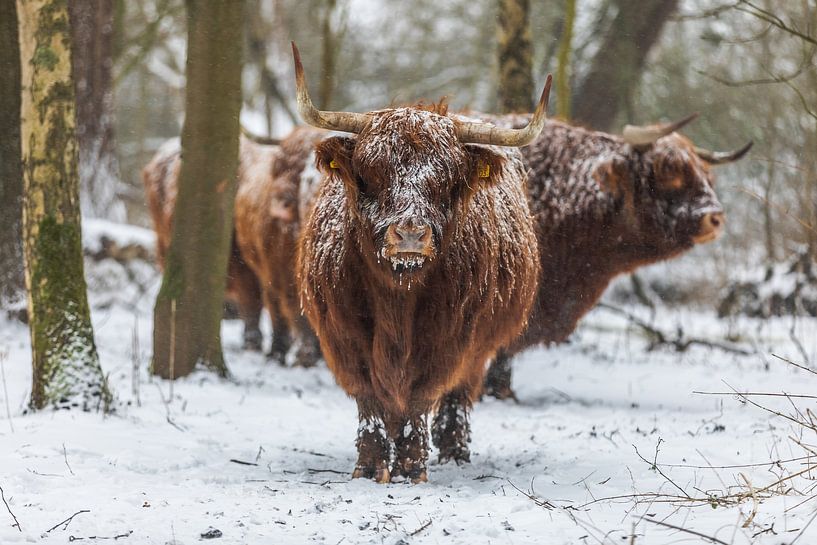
297, 106, 540, 482
142, 138, 264, 351
474, 116, 740, 399
234, 128, 321, 367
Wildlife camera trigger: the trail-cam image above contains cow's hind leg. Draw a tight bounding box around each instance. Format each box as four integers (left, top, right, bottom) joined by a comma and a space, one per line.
286, 318, 322, 368
267, 300, 292, 366
483, 350, 517, 401
352, 399, 391, 483
391, 413, 429, 483
431, 389, 471, 465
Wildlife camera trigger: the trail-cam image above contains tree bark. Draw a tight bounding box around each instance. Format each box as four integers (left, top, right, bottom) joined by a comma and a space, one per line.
572, 0, 678, 131
318, 0, 347, 111
17, 0, 111, 411
151, 0, 244, 379
497, 0, 534, 113
0, 0, 25, 308
68, 0, 124, 220
555, 0, 576, 119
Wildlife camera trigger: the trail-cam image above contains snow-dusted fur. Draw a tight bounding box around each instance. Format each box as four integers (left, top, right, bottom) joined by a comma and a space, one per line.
297, 105, 540, 482
477, 116, 729, 397
233, 128, 323, 367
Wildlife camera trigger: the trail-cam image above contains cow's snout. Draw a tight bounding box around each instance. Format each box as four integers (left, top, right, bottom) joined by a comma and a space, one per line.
692, 211, 725, 244
386, 223, 433, 255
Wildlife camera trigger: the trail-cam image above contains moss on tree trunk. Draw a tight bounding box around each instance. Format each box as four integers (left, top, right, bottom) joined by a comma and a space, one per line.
17, 0, 111, 411
497, 0, 534, 114
151, 0, 244, 379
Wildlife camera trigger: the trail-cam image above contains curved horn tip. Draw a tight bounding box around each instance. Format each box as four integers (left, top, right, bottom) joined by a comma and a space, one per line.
696, 140, 754, 165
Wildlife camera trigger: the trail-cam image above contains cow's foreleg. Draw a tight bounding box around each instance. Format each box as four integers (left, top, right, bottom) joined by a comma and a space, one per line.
391, 413, 429, 483
431, 389, 471, 465
352, 398, 392, 483
483, 350, 517, 401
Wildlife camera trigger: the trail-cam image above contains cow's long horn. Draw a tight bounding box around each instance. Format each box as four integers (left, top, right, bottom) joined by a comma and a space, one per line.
622, 113, 699, 148
454, 74, 552, 147
694, 141, 753, 165
240, 125, 280, 146
292, 42, 370, 133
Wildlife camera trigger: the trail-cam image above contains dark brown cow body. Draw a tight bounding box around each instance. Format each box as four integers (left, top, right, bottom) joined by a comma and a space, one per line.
142, 137, 320, 364
234, 129, 322, 366
293, 43, 548, 482
474, 115, 750, 399
142, 138, 264, 352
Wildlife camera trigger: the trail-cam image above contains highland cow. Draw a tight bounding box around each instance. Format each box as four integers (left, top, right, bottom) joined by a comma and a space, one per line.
143, 137, 319, 365
293, 43, 549, 482
142, 138, 264, 352
476, 114, 752, 399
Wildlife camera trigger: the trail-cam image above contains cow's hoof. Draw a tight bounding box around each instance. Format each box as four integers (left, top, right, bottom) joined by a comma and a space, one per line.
267, 350, 287, 367
483, 384, 519, 403
352, 465, 390, 483
437, 446, 471, 466
390, 467, 427, 484
242, 330, 263, 352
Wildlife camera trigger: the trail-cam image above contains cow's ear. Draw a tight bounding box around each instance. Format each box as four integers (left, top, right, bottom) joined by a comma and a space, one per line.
464, 145, 506, 189
592, 154, 630, 199
315, 136, 356, 180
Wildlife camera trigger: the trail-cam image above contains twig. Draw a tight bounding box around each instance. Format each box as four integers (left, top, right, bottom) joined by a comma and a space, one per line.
633, 444, 689, 498
229, 459, 258, 466
0, 484, 21, 532
506, 478, 554, 509
641, 517, 729, 545
0, 349, 14, 433
307, 468, 346, 475
63, 444, 75, 476
773, 353, 817, 375
596, 303, 753, 355
740, 473, 758, 527
409, 519, 432, 536
47, 509, 90, 533
694, 391, 817, 399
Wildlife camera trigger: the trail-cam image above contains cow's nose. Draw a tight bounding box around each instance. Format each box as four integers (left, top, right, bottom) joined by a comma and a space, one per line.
386, 223, 433, 254
693, 211, 725, 243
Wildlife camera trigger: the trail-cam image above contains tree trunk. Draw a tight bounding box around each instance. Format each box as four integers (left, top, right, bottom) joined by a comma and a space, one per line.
0, 0, 24, 309
151, 0, 244, 379
572, 0, 678, 131
555, 0, 576, 119
17, 0, 112, 412
497, 0, 534, 113
318, 0, 347, 110
67, 0, 124, 220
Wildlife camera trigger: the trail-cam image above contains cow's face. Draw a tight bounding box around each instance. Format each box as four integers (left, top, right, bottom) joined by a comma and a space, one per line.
315, 107, 505, 288
594, 134, 726, 257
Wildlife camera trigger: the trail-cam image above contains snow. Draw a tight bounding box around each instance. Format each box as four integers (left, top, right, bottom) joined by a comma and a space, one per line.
2, 222, 817, 544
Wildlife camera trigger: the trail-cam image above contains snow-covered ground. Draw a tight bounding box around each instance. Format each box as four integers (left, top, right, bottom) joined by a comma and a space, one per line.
2, 223, 817, 544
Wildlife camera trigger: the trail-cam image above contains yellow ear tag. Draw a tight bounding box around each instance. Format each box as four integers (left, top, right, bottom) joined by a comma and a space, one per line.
477, 162, 491, 178
329, 159, 339, 169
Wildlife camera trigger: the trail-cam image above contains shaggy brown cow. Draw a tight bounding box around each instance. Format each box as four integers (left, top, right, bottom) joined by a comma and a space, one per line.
234, 128, 322, 367
474, 114, 752, 399
142, 138, 264, 352
293, 43, 548, 482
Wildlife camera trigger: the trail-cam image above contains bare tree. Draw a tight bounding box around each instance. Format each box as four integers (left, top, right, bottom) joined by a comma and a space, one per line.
0, 0, 24, 309
555, 0, 576, 119
151, 0, 244, 379
497, 0, 534, 113
17, 0, 112, 411
573, 0, 679, 131
68, 0, 125, 220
